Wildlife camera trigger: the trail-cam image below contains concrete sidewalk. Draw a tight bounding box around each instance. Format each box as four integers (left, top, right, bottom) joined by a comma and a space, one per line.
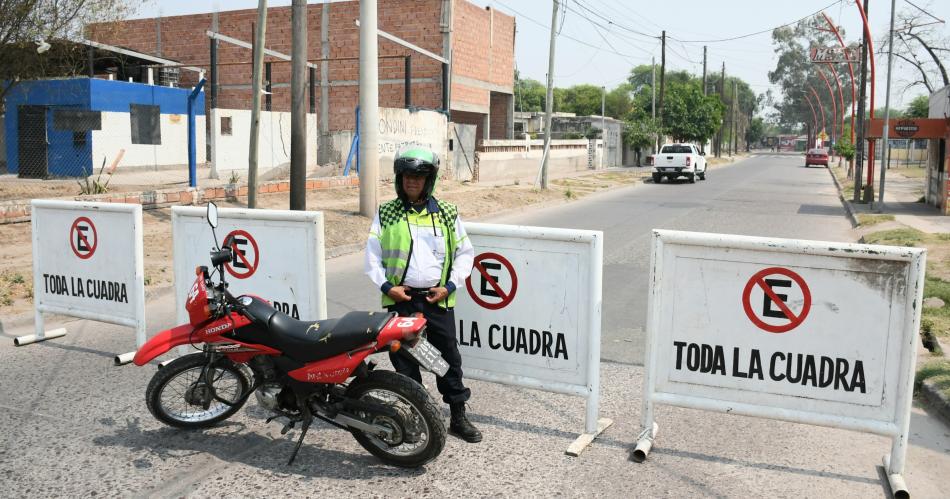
846, 169, 950, 234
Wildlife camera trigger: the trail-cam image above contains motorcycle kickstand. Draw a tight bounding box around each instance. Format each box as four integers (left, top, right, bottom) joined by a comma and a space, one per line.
287, 407, 312, 465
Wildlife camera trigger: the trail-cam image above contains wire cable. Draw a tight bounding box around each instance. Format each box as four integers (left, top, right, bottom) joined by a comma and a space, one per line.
670, 0, 844, 43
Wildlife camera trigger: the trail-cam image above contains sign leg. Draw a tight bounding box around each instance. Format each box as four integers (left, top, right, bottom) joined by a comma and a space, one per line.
631, 394, 658, 463
565, 394, 612, 457
882, 439, 910, 499
14, 310, 66, 346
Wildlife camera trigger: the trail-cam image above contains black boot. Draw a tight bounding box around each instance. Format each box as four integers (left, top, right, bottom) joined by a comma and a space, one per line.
449, 403, 482, 443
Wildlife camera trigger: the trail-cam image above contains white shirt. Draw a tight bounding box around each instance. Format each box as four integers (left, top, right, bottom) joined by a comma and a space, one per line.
365, 206, 475, 291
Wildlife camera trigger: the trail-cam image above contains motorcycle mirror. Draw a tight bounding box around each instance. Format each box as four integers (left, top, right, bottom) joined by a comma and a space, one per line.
206, 202, 219, 228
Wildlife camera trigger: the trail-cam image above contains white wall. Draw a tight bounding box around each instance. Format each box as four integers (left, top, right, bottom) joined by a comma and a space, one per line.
91, 111, 206, 169
477, 139, 593, 183
929, 86, 950, 119
321, 108, 448, 178
211, 109, 317, 172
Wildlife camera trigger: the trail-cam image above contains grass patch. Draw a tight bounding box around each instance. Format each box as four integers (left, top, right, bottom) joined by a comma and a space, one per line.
923, 275, 950, 339
915, 360, 950, 401
856, 213, 895, 227
863, 227, 926, 246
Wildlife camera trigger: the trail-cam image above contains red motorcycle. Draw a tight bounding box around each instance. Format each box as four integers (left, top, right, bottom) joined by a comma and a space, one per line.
133, 203, 449, 467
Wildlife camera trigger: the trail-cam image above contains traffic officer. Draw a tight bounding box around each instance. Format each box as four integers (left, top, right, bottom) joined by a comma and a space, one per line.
364, 147, 482, 443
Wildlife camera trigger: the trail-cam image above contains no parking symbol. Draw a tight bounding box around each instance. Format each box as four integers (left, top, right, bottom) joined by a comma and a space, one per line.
466, 252, 518, 310
70, 216, 97, 260
224, 229, 260, 279
742, 266, 811, 333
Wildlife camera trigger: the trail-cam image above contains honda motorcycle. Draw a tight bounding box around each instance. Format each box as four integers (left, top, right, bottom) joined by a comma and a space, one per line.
133, 202, 450, 467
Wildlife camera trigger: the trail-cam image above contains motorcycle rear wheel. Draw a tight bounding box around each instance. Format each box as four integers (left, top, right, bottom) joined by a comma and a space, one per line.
146, 353, 250, 429
345, 370, 446, 468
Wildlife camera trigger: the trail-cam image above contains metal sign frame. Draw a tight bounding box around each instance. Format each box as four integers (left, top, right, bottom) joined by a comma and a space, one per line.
633, 230, 925, 498
19, 200, 146, 365
171, 206, 327, 325
458, 222, 610, 456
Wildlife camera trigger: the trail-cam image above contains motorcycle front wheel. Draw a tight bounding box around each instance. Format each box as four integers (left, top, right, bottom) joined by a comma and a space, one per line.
145, 353, 250, 429
345, 370, 446, 468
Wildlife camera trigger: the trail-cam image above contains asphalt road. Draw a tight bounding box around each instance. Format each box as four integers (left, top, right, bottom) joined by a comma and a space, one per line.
2, 153, 948, 497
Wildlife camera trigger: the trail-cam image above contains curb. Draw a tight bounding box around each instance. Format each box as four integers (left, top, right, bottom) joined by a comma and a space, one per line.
919, 378, 950, 425
826, 166, 859, 228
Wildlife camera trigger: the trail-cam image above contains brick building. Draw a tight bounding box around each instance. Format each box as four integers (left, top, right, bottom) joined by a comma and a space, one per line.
88, 0, 514, 147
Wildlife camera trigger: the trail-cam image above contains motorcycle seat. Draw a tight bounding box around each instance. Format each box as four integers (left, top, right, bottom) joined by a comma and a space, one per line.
238, 296, 394, 363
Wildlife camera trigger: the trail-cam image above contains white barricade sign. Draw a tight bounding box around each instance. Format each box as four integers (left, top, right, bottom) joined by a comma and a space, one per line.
172, 207, 327, 325
455, 222, 611, 456
634, 230, 924, 498
20, 200, 146, 365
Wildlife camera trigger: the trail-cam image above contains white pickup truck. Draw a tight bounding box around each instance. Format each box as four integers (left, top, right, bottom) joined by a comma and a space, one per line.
648, 143, 707, 184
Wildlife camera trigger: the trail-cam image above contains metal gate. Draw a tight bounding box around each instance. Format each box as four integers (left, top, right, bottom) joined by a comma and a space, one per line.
18, 105, 48, 179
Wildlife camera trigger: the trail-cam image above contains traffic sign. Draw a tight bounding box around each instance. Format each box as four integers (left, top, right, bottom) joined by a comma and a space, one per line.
70, 216, 98, 260
224, 229, 259, 279
741, 267, 811, 333
818, 130, 828, 141
466, 252, 517, 310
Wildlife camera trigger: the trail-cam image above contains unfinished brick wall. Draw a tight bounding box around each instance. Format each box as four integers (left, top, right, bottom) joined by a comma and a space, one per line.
89, 0, 513, 134
489, 92, 511, 139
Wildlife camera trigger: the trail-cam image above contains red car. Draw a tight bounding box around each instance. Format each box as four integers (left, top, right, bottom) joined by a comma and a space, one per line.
805, 148, 829, 167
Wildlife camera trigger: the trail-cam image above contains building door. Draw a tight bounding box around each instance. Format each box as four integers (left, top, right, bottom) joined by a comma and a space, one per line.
18, 105, 48, 179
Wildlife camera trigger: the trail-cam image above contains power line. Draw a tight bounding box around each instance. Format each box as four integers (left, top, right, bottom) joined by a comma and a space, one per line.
561, 0, 658, 58
903, 0, 945, 24
569, 0, 660, 41
670, 0, 844, 43
493, 0, 652, 60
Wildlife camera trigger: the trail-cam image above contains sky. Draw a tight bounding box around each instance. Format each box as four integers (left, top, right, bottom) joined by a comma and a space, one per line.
133, 0, 950, 115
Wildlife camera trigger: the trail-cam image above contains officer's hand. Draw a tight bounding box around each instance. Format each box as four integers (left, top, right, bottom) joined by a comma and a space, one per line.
387, 286, 411, 303
426, 286, 448, 303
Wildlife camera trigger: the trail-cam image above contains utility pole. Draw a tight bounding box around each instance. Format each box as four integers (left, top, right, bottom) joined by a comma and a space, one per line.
717, 62, 725, 157
359, 0, 380, 215
854, 0, 870, 202
248, 1, 267, 209
702, 46, 707, 153
652, 56, 657, 153
289, 0, 307, 211
658, 30, 666, 137
702, 46, 707, 95
732, 80, 739, 156
540, 0, 558, 189
600, 85, 605, 169
878, 0, 897, 209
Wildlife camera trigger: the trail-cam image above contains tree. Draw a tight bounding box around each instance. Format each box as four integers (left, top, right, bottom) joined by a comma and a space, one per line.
904, 95, 929, 118
0, 0, 140, 105
884, 2, 950, 94
746, 117, 765, 148
514, 71, 546, 112
605, 83, 634, 120
560, 84, 603, 116
622, 117, 660, 166
767, 19, 852, 134
661, 81, 724, 144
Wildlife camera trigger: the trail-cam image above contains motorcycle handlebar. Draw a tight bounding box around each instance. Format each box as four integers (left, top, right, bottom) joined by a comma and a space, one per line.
210, 246, 232, 267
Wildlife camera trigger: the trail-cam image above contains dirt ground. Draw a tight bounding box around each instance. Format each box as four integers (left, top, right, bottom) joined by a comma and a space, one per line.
0, 169, 651, 319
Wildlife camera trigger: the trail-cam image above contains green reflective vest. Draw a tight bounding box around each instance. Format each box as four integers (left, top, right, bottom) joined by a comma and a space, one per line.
378, 198, 460, 309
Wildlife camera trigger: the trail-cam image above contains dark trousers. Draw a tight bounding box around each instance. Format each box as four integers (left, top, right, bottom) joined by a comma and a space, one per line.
387, 295, 471, 405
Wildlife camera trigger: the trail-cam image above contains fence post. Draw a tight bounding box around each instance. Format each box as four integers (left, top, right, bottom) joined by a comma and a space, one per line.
188, 79, 207, 188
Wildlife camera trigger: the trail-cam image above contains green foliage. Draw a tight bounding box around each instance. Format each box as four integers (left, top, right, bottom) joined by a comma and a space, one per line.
661, 81, 724, 143
862, 227, 926, 246
605, 84, 634, 120
905, 95, 929, 118
77, 157, 115, 195
560, 84, 604, 116
515, 71, 547, 112
746, 117, 765, 146
834, 138, 855, 161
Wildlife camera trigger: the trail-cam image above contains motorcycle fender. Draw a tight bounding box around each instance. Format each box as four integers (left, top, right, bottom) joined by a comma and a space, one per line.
133, 324, 196, 366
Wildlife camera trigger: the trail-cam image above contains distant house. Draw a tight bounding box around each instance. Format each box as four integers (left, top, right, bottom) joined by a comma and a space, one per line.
4, 78, 204, 178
